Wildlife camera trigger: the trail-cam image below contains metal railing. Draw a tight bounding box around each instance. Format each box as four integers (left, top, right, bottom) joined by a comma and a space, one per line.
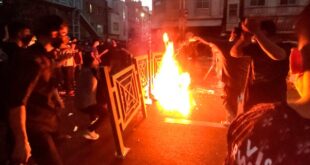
103, 64, 147, 158
103, 52, 164, 158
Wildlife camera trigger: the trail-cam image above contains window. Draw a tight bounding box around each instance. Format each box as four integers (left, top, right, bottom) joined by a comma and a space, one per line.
97, 24, 103, 34
250, 0, 265, 6
196, 0, 210, 9
113, 22, 119, 31
280, 0, 296, 5
229, 4, 238, 17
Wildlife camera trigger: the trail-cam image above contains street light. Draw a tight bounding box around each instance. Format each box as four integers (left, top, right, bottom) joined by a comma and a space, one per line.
140, 12, 145, 43
140, 12, 145, 18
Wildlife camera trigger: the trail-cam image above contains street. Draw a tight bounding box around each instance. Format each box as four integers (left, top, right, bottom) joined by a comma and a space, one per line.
58, 62, 229, 165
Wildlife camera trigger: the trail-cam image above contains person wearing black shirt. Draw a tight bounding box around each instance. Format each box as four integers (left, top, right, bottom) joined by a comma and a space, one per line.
0, 21, 33, 164
8, 15, 67, 165
226, 5, 310, 164
231, 19, 293, 112
218, 28, 251, 124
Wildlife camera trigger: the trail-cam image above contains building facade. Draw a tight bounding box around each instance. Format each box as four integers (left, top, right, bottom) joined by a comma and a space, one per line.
151, 0, 309, 37
125, 0, 151, 54
0, 0, 109, 39
244, 0, 309, 33
126, 0, 150, 42
106, 0, 128, 42
226, 0, 310, 32
152, 0, 225, 37
82, 0, 108, 39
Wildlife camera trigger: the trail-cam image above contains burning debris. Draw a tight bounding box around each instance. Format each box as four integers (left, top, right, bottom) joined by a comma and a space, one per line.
152, 33, 195, 117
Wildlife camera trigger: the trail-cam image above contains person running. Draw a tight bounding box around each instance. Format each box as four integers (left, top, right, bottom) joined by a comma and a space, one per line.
226, 4, 310, 164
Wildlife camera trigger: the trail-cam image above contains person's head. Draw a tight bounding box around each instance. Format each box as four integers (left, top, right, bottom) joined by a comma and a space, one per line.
34, 15, 68, 50
92, 39, 100, 48
7, 21, 33, 47
7, 21, 31, 40
291, 4, 310, 99
260, 20, 277, 37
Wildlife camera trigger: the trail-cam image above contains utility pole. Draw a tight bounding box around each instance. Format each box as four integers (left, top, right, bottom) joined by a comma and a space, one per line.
222, 0, 228, 33
179, 0, 187, 40
239, 0, 244, 21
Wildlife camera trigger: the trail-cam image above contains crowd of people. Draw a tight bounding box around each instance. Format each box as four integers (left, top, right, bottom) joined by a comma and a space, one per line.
0, 15, 133, 165
0, 3, 309, 165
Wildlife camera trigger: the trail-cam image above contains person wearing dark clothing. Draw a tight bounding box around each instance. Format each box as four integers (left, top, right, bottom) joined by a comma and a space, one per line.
242, 41, 292, 112
8, 15, 67, 165
1, 21, 32, 65
75, 54, 105, 140
102, 39, 133, 74
217, 28, 251, 123
0, 48, 9, 164
0, 21, 33, 164
231, 19, 292, 112
226, 5, 310, 164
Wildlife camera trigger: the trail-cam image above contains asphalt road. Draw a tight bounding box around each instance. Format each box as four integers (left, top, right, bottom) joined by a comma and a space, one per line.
58, 62, 230, 165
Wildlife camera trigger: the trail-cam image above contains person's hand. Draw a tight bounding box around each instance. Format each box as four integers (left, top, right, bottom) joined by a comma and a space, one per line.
11, 140, 31, 164
242, 18, 260, 34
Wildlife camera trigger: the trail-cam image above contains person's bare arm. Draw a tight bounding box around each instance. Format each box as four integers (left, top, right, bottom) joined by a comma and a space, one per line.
192, 36, 209, 46
8, 56, 43, 164
252, 31, 286, 60
230, 30, 254, 58
98, 49, 109, 58
9, 105, 31, 163
242, 19, 286, 61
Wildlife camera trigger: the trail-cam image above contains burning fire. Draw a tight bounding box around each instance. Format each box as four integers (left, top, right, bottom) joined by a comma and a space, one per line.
153, 33, 194, 117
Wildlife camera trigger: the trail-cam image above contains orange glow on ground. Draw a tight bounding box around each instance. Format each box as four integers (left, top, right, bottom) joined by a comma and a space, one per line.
152, 33, 195, 117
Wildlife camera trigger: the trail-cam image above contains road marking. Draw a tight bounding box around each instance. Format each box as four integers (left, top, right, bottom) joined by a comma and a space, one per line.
164, 117, 226, 128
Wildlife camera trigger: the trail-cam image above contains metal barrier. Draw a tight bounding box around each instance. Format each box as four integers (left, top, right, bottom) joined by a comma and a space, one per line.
134, 55, 150, 101
150, 52, 164, 94
104, 52, 163, 158
103, 65, 147, 158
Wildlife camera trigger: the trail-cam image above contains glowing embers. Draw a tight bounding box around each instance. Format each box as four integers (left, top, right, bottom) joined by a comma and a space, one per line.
152, 33, 195, 117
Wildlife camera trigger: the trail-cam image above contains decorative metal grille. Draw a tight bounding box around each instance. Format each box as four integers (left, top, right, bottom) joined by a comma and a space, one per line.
152, 52, 164, 80
134, 55, 149, 88
103, 64, 147, 158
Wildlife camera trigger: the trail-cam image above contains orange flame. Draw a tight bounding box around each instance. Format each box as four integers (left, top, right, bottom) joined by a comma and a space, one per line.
163, 33, 169, 44
153, 33, 194, 117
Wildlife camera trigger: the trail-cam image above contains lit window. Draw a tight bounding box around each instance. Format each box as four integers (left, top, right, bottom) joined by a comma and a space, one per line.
196, 0, 210, 9
280, 0, 296, 5
250, 0, 265, 6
